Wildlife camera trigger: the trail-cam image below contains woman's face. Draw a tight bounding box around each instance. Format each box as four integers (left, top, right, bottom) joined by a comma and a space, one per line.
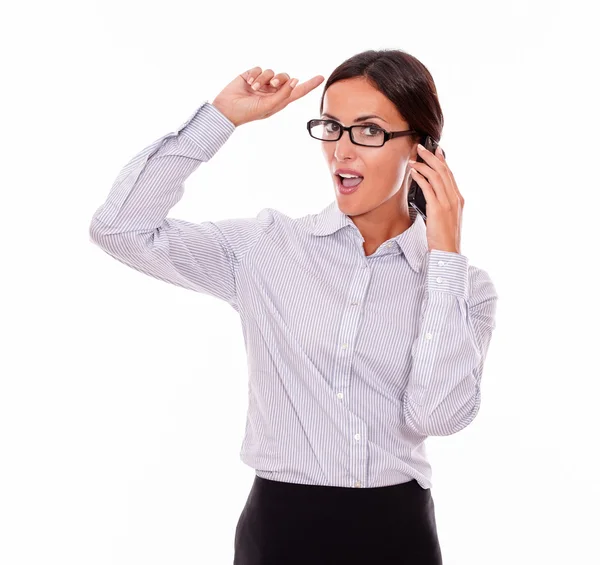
320, 77, 418, 217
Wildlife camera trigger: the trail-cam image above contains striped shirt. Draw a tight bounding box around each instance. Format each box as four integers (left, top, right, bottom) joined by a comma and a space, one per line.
89, 101, 498, 490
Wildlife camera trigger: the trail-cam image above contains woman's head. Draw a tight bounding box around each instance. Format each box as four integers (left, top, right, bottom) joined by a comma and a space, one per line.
318, 49, 443, 222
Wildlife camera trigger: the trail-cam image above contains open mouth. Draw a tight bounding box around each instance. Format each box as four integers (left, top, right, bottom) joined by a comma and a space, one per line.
336, 174, 364, 193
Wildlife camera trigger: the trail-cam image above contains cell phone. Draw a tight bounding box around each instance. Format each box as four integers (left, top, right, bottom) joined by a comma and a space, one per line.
407, 135, 444, 221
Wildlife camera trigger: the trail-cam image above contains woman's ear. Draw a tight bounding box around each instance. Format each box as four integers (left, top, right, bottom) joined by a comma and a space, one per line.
409, 139, 419, 161
410, 147, 419, 161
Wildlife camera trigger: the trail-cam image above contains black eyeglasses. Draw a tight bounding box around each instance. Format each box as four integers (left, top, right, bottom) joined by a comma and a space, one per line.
306, 118, 418, 147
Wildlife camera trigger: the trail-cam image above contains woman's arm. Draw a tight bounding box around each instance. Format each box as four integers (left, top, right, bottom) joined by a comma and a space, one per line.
401, 249, 498, 436
89, 102, 263, 308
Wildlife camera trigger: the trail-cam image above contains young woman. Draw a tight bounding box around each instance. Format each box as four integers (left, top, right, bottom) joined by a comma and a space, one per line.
90, 49, 498, 565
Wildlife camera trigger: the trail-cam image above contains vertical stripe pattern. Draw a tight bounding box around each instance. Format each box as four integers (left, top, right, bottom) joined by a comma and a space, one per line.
89, 101, 498, 489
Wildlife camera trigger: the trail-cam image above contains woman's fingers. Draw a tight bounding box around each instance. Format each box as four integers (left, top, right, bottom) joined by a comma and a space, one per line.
269, 73, 290, 87
262, 74, 325, 116
234, 68, 325, 121
287, 75, 325, 103
262, 76, 300, 108
252, 72, 291, 94
250, 69, 275, 91
241, 69, 321, 100
242, 67, 262, 85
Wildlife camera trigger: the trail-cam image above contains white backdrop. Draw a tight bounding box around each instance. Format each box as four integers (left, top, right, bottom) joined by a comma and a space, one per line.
1, 0, 599, 563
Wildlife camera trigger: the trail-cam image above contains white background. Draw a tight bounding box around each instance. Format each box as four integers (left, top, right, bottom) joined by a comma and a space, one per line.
1, 0, 599, 563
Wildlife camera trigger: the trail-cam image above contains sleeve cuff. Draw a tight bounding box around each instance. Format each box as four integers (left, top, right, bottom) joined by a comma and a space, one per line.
427, 250, 469, 300
175, 101, 237, 161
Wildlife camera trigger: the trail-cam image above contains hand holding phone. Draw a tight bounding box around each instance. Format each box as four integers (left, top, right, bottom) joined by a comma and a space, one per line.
407, 135, 444, 221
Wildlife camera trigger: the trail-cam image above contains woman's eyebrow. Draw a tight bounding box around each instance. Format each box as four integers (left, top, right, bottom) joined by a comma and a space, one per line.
321, 112, 387, 123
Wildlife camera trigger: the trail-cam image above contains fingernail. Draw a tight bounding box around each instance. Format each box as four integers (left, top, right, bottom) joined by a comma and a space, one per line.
247, 77, 254, 84
290, 78, 298, 88
271, 79, 279, 86
252, 81, 260, 90
417, 143, 424, 150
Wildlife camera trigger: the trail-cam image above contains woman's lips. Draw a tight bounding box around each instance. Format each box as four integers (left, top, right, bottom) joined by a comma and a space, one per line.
336, 174, 364, 194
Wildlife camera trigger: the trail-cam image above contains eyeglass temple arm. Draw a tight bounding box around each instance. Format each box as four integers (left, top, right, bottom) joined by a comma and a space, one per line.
388, 130, 419, 140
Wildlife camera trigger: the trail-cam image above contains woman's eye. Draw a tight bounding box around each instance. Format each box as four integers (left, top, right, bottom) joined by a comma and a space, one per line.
362, 125, 381, 136
324, 122, 339, 132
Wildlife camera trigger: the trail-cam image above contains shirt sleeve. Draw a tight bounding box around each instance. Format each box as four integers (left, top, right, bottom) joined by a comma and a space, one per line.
401, 249, 499, 436
89, 101, 263, 310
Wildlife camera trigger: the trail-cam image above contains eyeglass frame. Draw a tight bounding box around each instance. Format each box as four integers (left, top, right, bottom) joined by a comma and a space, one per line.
306, 118, 419, 147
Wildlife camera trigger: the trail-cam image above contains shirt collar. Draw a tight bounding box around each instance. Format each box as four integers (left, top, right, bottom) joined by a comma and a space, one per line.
311, 200, 429, 274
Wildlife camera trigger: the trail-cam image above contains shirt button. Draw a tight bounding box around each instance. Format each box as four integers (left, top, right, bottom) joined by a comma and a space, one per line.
351, 301, 359, 306
425, 332, 433, 340
355, 481, 362, 488
341, 343, 348, 349
438, 261, 445, 266
354, 433, 361, 441
436, 277, 443, 284
337, 392, 343, 399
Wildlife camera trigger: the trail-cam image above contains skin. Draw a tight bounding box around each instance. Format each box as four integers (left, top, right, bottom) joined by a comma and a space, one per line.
321, 76, 421, 256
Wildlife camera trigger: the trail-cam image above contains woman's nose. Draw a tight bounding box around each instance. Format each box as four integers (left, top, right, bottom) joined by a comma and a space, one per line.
333, 129, 356, 160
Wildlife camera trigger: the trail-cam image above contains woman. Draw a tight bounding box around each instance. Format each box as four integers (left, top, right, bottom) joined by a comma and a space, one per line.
90, 49, 498, 564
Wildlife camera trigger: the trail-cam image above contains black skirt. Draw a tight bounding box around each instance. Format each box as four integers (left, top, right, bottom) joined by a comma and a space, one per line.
233, 475, 443, 565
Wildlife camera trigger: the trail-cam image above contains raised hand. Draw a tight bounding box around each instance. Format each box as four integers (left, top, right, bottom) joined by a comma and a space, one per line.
211, 66, 325, 127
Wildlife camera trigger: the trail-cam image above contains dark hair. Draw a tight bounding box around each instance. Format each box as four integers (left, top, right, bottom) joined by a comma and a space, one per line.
319, 49, 444, 143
